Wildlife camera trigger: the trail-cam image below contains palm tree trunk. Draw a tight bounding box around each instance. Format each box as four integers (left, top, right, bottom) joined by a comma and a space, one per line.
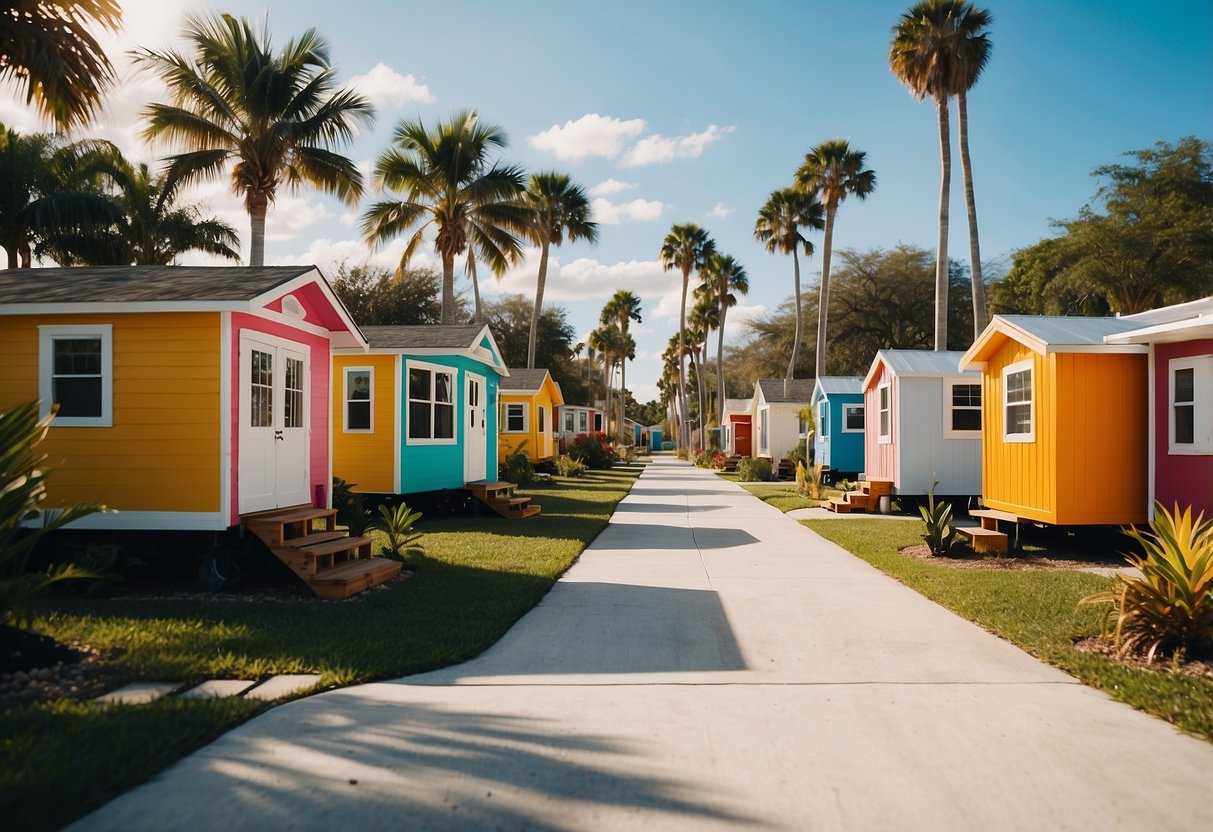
716, 304, 728, 425
527, 242, 550, 369
468, 254, 483, 324
688, 348, 701, 447
815, 208, 836, 378
788, 249, 802, 379
248, 192, 267, 267
934, 92, 952, 352
957, 90, 986, 341
620, 357, 627, 444
440, 251, 456, 326
677, 267, 690, 449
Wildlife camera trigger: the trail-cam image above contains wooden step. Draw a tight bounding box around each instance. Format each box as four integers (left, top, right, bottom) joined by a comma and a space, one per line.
297, 535, 373, 559
518, 505, 542, 519
310, 558, 402, 600
845, 492, 872, 510
242, 508, 390, 599
244, 506, 337, 546
281, 530, 347, 548
825, 498, 851, 514
969, 508, 1021, 529
862, 478, 895, 499
466, 480, 516, 498
467, 481, 541, 519
958, 526, 1008, 554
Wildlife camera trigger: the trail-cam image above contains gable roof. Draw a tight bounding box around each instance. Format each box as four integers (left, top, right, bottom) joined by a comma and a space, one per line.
959, 315, 1146, 369
499, 368, 564, 405
721, 398, 751, 418
357, 324, 507, 374
863, 350, 974, 391
814, 376, 864, 397
755, 378, 815, 404
1106, 296, 1213, 345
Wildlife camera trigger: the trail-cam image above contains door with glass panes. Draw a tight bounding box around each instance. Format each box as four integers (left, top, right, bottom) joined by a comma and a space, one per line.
238, 334, 310, 513
464, 373, 487, 481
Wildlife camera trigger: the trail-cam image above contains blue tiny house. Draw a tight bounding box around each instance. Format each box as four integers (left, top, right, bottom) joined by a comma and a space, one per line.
811, 376, 865, 476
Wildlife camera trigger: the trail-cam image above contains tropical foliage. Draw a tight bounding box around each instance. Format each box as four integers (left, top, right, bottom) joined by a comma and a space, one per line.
701, 252, 749, 423
737, 456, 773, 482
601, 290, 642, 440
754, 188, 823, 379
483, 294, 588, 406
659, 223, 716, 447
919, 479, 960, 556
370, 502, 423, 562
330, 264, 447, 326
567, 433, 617, 470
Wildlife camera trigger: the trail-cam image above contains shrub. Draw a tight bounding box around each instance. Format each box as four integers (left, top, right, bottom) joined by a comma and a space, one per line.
1081, 503, 1213, 662
568, 433, 616, 470
694, 449, 725, 469
332, 476, 371, 536
837, 478, 857, 494
788, 439, 808, 469
919, 479, 960, 556
500, 442, 536, 486
737, 457, 773, 482
795, 462, 808, 496
67, 541, 145, 593
371, 502, 423, 561
675, 447, 690, 461
556, 455, 587, 478
797, 462, 826, 499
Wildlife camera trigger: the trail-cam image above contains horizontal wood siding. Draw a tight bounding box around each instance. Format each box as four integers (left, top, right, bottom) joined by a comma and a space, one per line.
0, 312, 221, 512
331, 354, 396, 493
898, 376, 982, 496
404, 355, 500, 493
864, 363, 896, 482
981, 342, 1053, 522
1154, 340, 1213, 516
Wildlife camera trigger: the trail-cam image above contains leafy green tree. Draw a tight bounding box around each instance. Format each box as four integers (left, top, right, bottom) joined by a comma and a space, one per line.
795, 140, 876, 375
600, 290, 642, 440
135, 13, 374, 267
754, 189, 824, 379
659, 223, 716, 447
483, 294, 587, 404
363, 110, 531, 324
330, 263, 447, 325
524, 172, 598, 368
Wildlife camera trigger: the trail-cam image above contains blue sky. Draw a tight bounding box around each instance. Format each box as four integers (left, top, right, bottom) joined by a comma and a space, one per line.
2, 0, 1210, 402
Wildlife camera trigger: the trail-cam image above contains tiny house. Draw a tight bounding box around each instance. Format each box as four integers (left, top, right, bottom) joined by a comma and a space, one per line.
556, 403, 604, 447
959, 315, 1147, 524
498, 368, 564, 463
720, 398, 752, 457
332, 324, 507, 495
0, 266, 366, 530
811, 377, 865, 476
750, 378, 814, 461
1104, 298, 1213, 519
862, 350, 982, 497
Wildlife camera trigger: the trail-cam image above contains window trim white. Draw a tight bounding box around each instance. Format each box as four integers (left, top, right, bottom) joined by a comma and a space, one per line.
1003, 359, 1035, 443
39, 324, 113, 427
877, 383, 891, 444
405, 359, 457, 446
758, 406, 770, 456
818, 401, 828, 439
1168, 354, 1213, 455
842, 404, 865, 433
563, 409, 575, 433
944, 379, 983, 439
502, 402, 528, 434
342, 366, 374, 434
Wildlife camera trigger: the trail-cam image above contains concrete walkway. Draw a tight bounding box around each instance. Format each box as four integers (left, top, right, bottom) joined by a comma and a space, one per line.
73, 458, 1213, 831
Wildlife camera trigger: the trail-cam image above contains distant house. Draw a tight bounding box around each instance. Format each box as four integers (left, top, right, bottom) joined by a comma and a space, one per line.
811, 376, 865, 477
0, 266, 366, 530
959, 315, 1147, 524
498, 368, 564, 463
862, 350, 981, 498
750, 378, 814, 461
331, 324, 508, 495
720, 398, 752, 457
556, 403, 604, 444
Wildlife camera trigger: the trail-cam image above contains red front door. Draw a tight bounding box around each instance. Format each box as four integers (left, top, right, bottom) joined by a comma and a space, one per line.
735, 421, 751, 456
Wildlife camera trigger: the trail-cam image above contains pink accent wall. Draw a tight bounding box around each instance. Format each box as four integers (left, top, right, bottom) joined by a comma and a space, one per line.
864, 362, 898, 483
1154, 339, 1213, 515
263, 284, 348, 332
229, 312, 331, 524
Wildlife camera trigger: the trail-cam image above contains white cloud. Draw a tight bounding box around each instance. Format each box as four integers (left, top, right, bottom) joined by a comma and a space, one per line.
347, 63, 433, 108
722, 303, 768, 338
620, 124, 736, 167
589, 178, 638, 197
527, 113, 645, 161
592, 197, 664, 225
708, 202, 735, 219
273, 236, 441, 277
485, 250, 680, 305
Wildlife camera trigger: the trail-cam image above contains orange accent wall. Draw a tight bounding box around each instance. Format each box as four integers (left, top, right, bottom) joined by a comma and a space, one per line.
0, 312, 221, 512
331, 354, 397, 493
498, 389, 558, 462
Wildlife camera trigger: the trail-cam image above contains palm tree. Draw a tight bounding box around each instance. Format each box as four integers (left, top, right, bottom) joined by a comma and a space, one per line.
135, 13, 374, 267
795, 140, 876, 375
525, 173, 598, 368
362, 110, 531, 325
754, 189, 824, 379
701, 252, 749, 424
588, 325, 617, 435
601, 290, 642, 442
890, 0, 992, 345
689, 295, 718, 437
659, 223, 716, 448
0, 1, 121, 128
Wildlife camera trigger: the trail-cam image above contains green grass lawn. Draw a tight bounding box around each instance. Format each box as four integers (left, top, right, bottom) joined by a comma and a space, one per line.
728, 478, 844, 512
2, 465, 641, 832
802, 517, 1213, 742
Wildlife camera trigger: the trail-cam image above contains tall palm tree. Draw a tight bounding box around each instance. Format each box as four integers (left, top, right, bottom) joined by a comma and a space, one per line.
363, 110, 531, 325
795, 140, 876, 376
659, 223, 715, 448
601, 290, 642, 441
689, 295, 718, 437
135, 13, 374, 267
588, 325, 617, 435
891, 0, 991, 345
701, 252, 749, 424
0, 1, 121, 128
525, 172, 598, 368
754, 189, 824, 379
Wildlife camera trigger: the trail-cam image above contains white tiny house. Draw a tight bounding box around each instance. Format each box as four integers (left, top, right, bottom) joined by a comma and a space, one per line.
749, 378, 814, 461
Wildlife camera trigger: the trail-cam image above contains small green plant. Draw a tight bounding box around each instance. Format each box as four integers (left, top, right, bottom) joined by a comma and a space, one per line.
737, 456, 773, 482
788, 439, 808, 469
500, 442, 536, 486
1080, 503, 1213, 663
332, 476, 371, 536
556, 455, 587, 478
371, 502, 424, 561
919, 478, 959, 556
795, 461, 808, 496
837, 478, 857, 494
808, 463, 827, 500
568, 433, 616, 469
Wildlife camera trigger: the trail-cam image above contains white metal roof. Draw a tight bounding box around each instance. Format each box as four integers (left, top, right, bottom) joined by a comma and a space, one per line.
998, 315, 1142, 346
814, 376, 863, 396
863, 350, 975, 391
1107, 297, 1213, 345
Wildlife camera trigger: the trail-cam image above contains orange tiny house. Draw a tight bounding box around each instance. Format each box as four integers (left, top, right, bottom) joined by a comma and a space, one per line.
498, 368, 564, 463
959, 315, 1149, 526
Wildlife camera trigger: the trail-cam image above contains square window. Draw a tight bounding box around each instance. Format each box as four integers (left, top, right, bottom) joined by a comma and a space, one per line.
1170, 357, 1213, 454
406, 363, 457, 443
345, 368, 372, 432
1003, 362, 1034, 442
40, 325, 112, 427
948, 382, 982, 435
505, 403, 526, 433
844, 405, 864, 432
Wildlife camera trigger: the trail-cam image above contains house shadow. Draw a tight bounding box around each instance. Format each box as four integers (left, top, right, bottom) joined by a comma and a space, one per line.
595, 523, 761, 551
612, 502, 728, 514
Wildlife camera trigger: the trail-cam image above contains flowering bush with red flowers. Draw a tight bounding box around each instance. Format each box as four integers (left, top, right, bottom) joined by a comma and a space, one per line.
568, 432, 617, 469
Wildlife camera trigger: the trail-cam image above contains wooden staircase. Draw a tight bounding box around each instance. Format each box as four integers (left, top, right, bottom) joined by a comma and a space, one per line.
243, 505, 401, 600
962, 508, 1018, 553
775, 458, 797, 480
722, 454, 742, 472
466, 481, 541, 519
824, 478, 894, 514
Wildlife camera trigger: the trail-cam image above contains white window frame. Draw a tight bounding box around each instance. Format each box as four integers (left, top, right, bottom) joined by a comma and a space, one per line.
818, 401, 828, 438
944, 379, 983, 438
405, 359, 456, 446
1169, 354, 1213, 455
1003, 359, 1035, 443
578, 411, 588, 433
39, 324, 113, 427
877, 383, 891, 444
843, 404, 865, 433
758, 407, 770, 456
342, 366, 374, 434
503, 402, 528, 434
563, 410, 575, 433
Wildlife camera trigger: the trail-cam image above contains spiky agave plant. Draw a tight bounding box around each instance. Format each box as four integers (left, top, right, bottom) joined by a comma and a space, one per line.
919, 478, 959, 556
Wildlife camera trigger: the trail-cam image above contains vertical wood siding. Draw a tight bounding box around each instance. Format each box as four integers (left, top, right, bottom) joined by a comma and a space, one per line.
898, 376, 983, 496
864, 362, 897, 482
331, 354, 397, 493
1154, 340, 1213, 515
981, 342, 1054, 521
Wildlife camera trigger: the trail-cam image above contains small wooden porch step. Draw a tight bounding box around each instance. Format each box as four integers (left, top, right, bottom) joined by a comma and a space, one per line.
310, 558, 402, 601
958, 526, 1009, 554
466, 480, 542, 519
969, 508, 1023, 548
722, 455, 742, 472
823, 478, 893, 514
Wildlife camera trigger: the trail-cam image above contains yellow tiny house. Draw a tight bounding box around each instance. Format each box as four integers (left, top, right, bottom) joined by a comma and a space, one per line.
498, 368, 564, 463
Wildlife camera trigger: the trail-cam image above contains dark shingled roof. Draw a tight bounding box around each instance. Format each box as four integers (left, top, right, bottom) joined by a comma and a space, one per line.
500, 368, 552, 391
0, 266, 315, 304
361, 325, 486, 350
756, 378, 815, 403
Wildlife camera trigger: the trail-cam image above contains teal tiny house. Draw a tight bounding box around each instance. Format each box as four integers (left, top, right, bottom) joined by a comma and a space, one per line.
811, 377, 865, 476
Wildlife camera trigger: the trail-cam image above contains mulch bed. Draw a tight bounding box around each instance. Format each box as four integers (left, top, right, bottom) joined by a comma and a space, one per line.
0, 626, 123, 709
897, 543, 1128, 571
1073, 636, 1213, 681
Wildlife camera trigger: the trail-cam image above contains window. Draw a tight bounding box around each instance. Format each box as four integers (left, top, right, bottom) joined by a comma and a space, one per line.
39, 324, 113, 427
1003, 360, 1034, 442
843, 405, 864, 432
759, 409, 769, 454
578, 411, 588, 432
407, 363, 455, 442
538, 406, 546, 433
504, 403, 527, 433
284, 357, 304, 429
564, 410, 575, 432
1170, 355, 1213, 454
947, 382, 982, 435
877, 383, 891, 443
818, 402, 828, 437
344, 367, 373, 432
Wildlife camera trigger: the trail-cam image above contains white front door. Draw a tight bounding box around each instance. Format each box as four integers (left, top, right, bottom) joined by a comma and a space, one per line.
464, 372, 487, 482
239, 334, 310, 513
